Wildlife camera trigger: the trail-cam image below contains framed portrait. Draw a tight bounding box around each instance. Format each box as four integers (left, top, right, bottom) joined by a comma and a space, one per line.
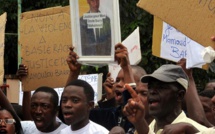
69, 0, 121, 65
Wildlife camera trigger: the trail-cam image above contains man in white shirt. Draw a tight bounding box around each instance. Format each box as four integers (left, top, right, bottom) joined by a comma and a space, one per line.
60, 79, 109, 134
21, 86, 67, 134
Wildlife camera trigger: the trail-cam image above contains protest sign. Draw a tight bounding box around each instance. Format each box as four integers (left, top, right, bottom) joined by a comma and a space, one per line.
153, 17, 208, 69
0, 13, 6, 86
20, 6, 71, 91
137, 0, 215, 49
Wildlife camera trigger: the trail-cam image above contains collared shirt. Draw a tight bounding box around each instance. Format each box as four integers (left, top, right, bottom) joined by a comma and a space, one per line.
134, 111, 207, 134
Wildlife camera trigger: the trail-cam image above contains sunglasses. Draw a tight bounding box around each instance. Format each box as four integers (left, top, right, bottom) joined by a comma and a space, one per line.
0, 119, 16, 124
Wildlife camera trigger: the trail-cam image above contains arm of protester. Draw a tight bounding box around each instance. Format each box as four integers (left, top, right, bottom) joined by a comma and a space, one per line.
16, 64, 32, 120
123, 84, 149, 134
103, 72, 115, 100
115, 43, 135, 84
65, 47, 81, 86
161, 123, 199, 134
98, 73, 116, 108
0, 88, 17, 116
177, 58, 213, 127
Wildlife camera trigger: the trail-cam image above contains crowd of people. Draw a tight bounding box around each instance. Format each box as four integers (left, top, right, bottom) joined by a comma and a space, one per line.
0, 37, 214, 134
1, 8, 215, 132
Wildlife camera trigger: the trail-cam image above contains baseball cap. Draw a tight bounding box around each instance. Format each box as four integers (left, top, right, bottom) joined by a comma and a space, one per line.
141, 64, 188, 90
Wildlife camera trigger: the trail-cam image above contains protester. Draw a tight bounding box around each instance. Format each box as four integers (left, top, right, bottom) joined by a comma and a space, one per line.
21, 86, 67, 134
0, 107, 23, 134
0, 88, 23, 134
177, 58, 213, 127
123, 64, 208, 134
60, 79, 109, 134
199, 90, 215, 126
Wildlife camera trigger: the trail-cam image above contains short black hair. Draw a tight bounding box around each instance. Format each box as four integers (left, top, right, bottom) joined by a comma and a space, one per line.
199, 90, 215, 98
66, 79, 94, 102
33, 86, 59, 110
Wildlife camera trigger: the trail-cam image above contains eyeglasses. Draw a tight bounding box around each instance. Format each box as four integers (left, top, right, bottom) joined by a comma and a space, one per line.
0, 119, 16, 124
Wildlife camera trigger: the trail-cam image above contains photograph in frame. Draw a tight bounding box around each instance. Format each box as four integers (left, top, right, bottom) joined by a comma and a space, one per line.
70, 0, 121, 65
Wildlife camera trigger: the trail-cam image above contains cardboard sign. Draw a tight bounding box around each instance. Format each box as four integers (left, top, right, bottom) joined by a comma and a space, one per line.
20, 6, 72, 91
0, 13, 6, 86
137, 0, 215, 49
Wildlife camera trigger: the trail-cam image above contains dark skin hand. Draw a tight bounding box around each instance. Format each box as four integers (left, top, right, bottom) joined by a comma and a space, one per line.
16, 64, 28, 81
211, 36, 215, 41
65, 47, 82, 85
66, 47, 81, 72
103, 72, 115, 100
115, 43, 130, 68
123, 84, 149, 134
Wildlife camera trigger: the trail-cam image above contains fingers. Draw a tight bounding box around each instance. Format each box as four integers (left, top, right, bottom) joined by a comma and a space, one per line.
17, 64, 28, 76
115, 43, 126, 50
103, 77, 114, 89
123, 99, 137, 117
115, 43, 130, 68
176, 58, 186, 67
211, 36, 215, 41
123, 99, 145, 117
125, 84, 137, 98
67, 47, 80, 65
106, 72, 111, 78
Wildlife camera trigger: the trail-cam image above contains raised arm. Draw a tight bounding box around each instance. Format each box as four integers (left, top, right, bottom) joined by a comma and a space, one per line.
177, 58, 213, 127
0, 88, 16, 115
115, 43, 135, 84
65, 47, 81, 85
17, 64, 32, 120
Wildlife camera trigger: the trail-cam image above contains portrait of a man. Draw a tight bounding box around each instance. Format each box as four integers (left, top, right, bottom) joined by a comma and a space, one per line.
80, 0, 112, 56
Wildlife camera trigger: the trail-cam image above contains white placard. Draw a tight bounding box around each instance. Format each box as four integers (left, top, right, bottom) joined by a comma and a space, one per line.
160, 22, 206, 68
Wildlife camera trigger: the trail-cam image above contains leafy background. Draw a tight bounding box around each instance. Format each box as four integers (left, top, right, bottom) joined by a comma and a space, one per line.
0, 0, 214, 91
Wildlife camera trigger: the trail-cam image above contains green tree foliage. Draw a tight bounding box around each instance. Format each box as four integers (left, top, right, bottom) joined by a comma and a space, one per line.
1, 0, 214, 91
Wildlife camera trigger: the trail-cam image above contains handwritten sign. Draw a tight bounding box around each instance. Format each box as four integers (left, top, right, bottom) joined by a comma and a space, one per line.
153, 17, 206, 69
19, 73, 103, 105
20, 6, 72, 91
161, 23, 189, 61
161, 22, 206, 68
0, 13, 6, 86
137, 0, 215, 49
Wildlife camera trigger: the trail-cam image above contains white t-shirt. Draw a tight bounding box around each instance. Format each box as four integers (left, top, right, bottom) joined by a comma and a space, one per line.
21, 121, 67, 134
60, 120, 109, 134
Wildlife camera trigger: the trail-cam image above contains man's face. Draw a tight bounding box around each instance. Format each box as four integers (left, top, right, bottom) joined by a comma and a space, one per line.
0, 110, 16, 134
147, 80, 179, 118
61, 85, 93, 128
199, 96, 215, 125
87, 0, 100, 12
30, 92, 56, 132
